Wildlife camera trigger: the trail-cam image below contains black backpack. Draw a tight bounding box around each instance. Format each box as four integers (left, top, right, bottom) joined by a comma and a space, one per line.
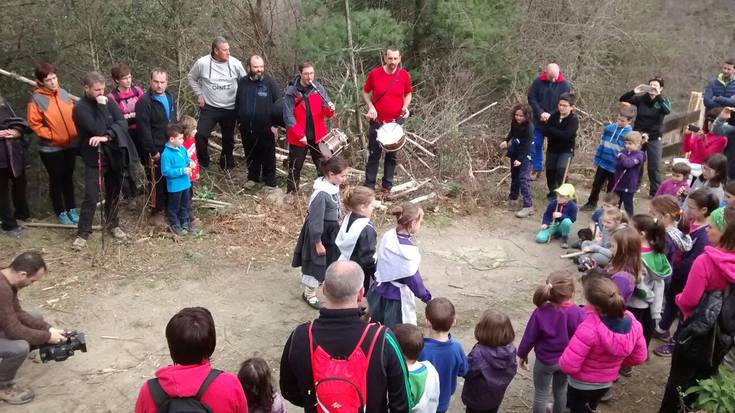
147, 369, 222, 413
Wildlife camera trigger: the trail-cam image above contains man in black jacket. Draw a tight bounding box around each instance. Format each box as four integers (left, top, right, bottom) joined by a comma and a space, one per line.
135, 70, 178, 221
71, 71, 131, 250
235, 55, 280, 188
280, 261, 410, 413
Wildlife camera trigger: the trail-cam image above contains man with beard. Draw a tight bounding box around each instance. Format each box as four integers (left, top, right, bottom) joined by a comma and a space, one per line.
187, 36, 246, 171
362, 46, 412, 193
235, 55, 280, 188
135, 69, 178, 225
71, 72, 133, 250
704, 59, 735, 110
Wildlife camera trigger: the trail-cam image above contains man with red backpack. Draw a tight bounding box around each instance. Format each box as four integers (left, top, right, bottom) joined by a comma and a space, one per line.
280, 260, 410, 412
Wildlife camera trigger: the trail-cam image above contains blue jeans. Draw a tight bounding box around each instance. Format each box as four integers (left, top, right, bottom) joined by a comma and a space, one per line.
531, 127, 545, 172
509, 158, 533, 207
166, 189, 191, 229
616, 190, 634, 217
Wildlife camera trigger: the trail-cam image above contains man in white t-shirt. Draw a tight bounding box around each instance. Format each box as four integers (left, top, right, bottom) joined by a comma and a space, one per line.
187, 36, 246, 171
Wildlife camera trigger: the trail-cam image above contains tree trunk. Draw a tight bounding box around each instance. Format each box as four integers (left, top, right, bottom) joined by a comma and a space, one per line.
344, 0, 366, 149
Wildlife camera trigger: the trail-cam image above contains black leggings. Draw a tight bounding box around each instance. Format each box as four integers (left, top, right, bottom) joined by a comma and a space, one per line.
567, 386, 610, 413
39, 149, 77, 215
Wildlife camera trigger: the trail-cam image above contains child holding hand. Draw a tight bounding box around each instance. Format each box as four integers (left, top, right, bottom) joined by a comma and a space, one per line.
160, 123, 195, 236
613, 132, 645, 216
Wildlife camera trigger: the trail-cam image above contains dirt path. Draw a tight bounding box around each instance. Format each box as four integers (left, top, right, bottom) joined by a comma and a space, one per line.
5, 206, 668, 412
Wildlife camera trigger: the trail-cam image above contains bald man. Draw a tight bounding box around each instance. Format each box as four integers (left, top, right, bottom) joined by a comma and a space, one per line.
280, 261, 410, 413
235, 55, 280, 187
527, 63, 572, 179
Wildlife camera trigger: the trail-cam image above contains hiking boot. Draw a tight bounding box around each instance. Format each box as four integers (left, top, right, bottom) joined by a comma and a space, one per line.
619, 366, 632, 377
71, 237, 87, 251
302, 286, 323, 309
0, 383, 34, 405
170, 225, 187, 236
580, 202, 597, 212
66, 208, 80, 224
109, 227, 127, 240
57, 212, 73, 225
515, 207, 535, 218
654, 340, 675, 357
560, 237, 569, 249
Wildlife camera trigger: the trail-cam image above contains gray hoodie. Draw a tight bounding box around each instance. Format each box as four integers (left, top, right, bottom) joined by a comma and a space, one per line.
187, 54, 246, 110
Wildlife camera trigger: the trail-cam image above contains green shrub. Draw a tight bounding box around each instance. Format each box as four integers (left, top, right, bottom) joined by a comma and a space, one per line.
681, 366, 735, 413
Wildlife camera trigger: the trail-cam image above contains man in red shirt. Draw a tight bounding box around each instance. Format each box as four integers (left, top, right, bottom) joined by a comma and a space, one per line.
362, 46, 412, 192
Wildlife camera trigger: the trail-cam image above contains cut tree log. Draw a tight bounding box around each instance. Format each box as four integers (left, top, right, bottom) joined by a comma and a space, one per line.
22, 222, 101, 230
410, 192, 436, 204
390, 179, 431, 199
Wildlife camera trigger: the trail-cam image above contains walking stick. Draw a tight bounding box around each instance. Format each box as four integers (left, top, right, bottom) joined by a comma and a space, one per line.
98, 145, 105, 248
149, 156, 158, 210
547, 155, 574, 243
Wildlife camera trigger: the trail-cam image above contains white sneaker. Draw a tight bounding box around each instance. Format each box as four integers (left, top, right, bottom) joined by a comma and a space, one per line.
515, 207, 535, 218
71, 237, 86, 251
109, 227, 127, 240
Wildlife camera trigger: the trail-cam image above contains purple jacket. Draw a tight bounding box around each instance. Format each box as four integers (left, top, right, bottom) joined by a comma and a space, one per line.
611, 271, 636, 302
672, 225, 709, 283
461, 343, 517, 411
371, 234, 431, 302
517, 302, 586, 365
613, 150, 645, 193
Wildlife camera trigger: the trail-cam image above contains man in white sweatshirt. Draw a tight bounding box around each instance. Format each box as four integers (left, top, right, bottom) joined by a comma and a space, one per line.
187, 36, 246, 171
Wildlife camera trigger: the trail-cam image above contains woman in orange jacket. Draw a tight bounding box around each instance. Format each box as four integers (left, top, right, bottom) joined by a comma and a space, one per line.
26, 63, 79, 225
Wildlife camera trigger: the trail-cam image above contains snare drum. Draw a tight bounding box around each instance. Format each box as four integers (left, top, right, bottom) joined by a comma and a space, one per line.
376, 122, 406, 152
318, 128, 349, 159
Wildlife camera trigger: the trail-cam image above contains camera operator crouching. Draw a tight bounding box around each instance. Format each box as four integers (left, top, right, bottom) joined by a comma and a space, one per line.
0, 251, 66, 405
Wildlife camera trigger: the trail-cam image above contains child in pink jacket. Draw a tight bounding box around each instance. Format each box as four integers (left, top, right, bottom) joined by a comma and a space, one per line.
559, 275, 648, 413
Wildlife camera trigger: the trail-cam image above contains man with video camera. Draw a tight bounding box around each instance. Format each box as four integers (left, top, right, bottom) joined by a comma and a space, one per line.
0, 251, 65, 405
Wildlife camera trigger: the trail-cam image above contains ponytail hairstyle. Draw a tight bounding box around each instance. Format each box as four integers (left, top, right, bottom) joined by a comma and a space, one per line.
510, 103, 532, 126
343, 186, 375, 212
390, 203, 424, 234
704, 153, 728, 187
584, 274, 626, 319
687, 188, 720, 217
651, 194, 686, 232
532, 271, 575, 307
718, 206, 735, 251
320, 155, 349, 177
631, 214, 667, 254
609, 226, 642, 283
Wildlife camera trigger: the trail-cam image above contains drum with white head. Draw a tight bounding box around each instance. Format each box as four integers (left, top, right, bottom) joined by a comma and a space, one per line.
376, 122, 406, 152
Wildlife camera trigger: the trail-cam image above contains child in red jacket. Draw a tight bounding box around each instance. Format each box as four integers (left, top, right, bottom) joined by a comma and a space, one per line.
559, 275, 647, 413
180, 116, 200, 226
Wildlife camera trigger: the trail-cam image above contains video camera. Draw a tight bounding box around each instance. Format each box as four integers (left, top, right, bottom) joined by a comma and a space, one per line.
39, 331, 87, 363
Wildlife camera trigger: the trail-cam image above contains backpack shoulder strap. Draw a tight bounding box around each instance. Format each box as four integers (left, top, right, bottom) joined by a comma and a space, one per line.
146, 378, 169, 409
195, 369, 223, 401
364, 323, 385, 362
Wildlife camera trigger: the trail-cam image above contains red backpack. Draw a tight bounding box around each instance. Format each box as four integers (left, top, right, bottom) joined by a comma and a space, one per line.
308, 322, 384, 413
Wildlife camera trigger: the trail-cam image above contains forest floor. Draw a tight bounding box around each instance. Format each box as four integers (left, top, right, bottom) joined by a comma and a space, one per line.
0, 172, 669, 413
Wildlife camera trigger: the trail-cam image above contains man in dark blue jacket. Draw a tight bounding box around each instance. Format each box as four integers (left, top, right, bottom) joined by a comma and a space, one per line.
527, 63, 572, 179
703, 60, 735, 110
135, 70, 177, 222
235, 55, 280, 188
